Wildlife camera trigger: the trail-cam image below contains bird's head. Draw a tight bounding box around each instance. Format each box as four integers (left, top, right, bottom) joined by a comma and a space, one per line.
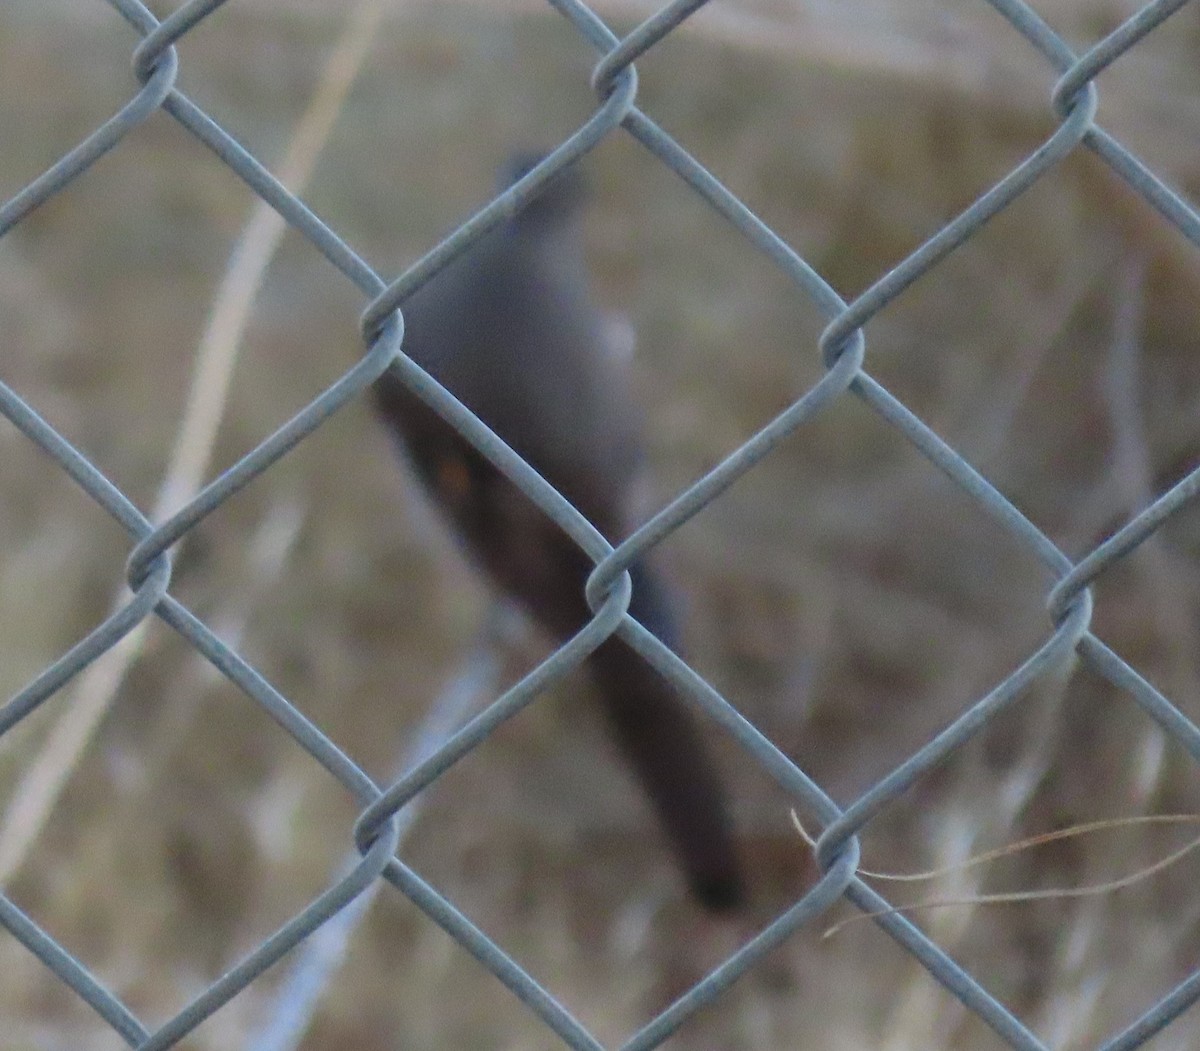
497, 151, 589, 230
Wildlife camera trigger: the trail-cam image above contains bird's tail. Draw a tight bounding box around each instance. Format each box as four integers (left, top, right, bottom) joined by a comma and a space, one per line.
589, 563, 743, 910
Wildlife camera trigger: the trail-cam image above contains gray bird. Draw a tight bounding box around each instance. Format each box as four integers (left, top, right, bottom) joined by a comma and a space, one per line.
372, 158, 742, 910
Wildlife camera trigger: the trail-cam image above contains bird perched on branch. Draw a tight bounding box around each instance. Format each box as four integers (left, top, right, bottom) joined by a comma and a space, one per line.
372, 157, 742, 910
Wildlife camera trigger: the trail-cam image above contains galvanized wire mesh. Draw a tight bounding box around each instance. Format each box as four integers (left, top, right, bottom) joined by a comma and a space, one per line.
3, 0, 1200, 1048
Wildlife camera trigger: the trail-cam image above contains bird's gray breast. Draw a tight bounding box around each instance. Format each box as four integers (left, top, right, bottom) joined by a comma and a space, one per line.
398, 234, 645, 521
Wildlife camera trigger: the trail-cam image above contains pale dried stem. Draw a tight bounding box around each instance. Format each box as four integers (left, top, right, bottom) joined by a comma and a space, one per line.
0, 0, 391, 888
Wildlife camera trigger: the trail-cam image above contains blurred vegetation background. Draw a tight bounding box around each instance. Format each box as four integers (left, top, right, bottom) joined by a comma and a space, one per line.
4, 1, 1200, 1048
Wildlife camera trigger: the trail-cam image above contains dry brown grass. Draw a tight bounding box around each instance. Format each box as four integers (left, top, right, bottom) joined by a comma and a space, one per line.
3, 2, 1200, 1049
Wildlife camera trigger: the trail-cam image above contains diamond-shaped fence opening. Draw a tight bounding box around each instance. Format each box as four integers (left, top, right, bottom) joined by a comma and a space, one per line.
3, 0, 1200, 1048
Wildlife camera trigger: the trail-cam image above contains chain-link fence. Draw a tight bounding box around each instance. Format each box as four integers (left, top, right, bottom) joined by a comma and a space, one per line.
3, 0, 1200, 1047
